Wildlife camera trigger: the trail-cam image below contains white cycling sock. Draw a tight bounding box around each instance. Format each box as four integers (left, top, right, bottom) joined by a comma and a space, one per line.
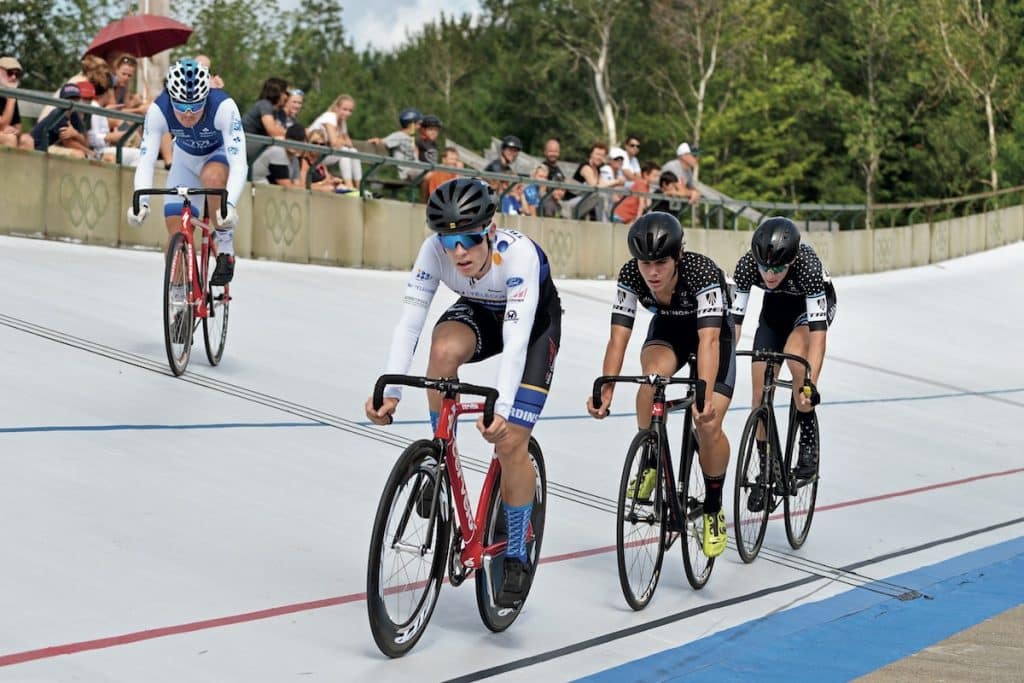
214, 228, 234, 256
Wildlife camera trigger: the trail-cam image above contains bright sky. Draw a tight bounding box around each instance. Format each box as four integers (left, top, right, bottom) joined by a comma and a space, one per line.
281, 0, 481, 53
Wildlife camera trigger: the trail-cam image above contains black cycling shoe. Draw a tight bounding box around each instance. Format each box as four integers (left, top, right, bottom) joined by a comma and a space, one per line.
210, 254, 235, 286
795, 428, 818, 479
496, 557, 532, 608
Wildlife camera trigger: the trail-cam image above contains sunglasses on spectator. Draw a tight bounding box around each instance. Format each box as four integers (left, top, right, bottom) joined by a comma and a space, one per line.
2, 68, 22, 79
757, 263, 790, 274
171, 99, 206, 114
626, 142, 640, 148
289, 88, 305, 96
439, 229, 489, 251
117, 55, 138, 66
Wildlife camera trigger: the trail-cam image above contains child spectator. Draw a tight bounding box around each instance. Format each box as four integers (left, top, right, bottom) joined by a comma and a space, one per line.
369, 108, 421, 180
647, 170, 686, 215
308, 93, 361, 190
416, 114, 442, 164
31, 82, 94, 158
614, 161, 660, 224
523, 164, 548, 215
0, 56, 34, 150
421, 146, 462, 201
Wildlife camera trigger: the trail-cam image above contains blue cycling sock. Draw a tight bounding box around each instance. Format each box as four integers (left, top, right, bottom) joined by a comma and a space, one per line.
429, 411, 439, 433
503, 501, 532, 563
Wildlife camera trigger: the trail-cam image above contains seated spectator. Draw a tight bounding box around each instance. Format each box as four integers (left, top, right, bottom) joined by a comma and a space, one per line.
282, 88, 304, 128
0, 56, 35, 150
39, 54, 115, 122
299, 129, 346, 193
499, 178, 535, 216
243, 77, 289, 162
416, 115, 442, 164
421, 145, 462, 201
87, 83, 141, 166
539, 138, 566, 218
31, 82, 94, 158
601, 146, 628, 221
614, 161, 660, 224
660, 142, 701, 205
250, 123, 307, 186
646, 170, 687, 215
106, 52, 147, 116
308, 93, 361, 190
562, 141, 611, 221
485, 134, 522, 175
523, 164, 548, 215
621, 134, 642, 187
368, 108, 421, 180
195, 55, 225, 89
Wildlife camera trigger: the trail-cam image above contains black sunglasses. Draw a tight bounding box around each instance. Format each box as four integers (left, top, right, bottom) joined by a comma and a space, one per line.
3, 68, 23, 79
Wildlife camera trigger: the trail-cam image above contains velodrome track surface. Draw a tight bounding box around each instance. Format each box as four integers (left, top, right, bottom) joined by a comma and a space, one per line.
0, 234, 1021, 681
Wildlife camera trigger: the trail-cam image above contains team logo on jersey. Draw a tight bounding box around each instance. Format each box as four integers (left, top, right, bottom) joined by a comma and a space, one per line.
492, 252, 503, 265
617, 289, 626, 304
510, 287, 528, 301
497, 240, 510, 253
414, 269, 432, 281
506, 277, 523, 288
227, 146, 239, 155
231, 117, 242, 131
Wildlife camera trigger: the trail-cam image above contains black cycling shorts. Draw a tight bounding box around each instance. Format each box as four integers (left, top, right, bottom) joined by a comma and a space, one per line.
641, 315, 736, 398
754, 291, 838, 353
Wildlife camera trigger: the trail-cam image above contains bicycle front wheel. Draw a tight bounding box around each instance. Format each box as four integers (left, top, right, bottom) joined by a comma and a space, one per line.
475, 437, 547, 632
616, 429, 666, 610
163, 232, 193, 376
784, 407, 819, 549
367, 439, 450, 658
680, 431, 714, 589
202, 257, 229, 365
733, 406, 771, 563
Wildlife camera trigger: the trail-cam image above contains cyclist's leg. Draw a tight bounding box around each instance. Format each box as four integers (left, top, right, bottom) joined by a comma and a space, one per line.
425, 300, 495, 430
637, 315, 682, 430
201, 155, 235, 285
163, 151, 203, 239
784, 321, 820, 475
694, 328, 735, 558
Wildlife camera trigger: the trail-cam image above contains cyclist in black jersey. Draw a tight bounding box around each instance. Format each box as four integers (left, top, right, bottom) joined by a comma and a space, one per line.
587, 212, 736, 558
731, 217, 837, 491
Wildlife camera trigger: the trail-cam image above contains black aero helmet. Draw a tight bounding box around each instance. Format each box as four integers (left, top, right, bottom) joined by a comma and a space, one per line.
751, 217, 800, 268
627, 212, 684, 261
501, 135, 523, 150
426, 178, 497, 234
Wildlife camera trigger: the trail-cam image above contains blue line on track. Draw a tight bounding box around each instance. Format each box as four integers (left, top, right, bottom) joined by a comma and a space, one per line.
576, 535, 1024, 682
2, 387, 1021, 434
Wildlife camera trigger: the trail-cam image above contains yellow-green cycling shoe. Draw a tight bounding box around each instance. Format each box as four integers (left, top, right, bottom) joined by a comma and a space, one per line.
702, 509, 727, 558
628, 467, 657, 503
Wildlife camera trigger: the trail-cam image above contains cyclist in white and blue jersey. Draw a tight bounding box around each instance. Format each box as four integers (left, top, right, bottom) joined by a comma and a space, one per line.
365, 177, 562, 609
127, 59, 247, 285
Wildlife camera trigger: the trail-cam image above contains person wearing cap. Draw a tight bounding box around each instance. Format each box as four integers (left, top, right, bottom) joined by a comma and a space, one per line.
661, 142, 700, 205
370, 108, 421, 180
29, 82, 94, 158
416, 114, 442, 165
484, 134, 523, 175
0, 56, 33, 150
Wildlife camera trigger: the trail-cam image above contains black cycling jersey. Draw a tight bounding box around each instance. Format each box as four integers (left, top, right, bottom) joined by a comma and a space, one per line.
731, 243, 836, 333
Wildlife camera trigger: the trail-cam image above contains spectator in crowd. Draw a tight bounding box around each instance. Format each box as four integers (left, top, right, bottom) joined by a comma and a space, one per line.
282, 88, 304, 128
621, 134, 642, 187
416, 114, 442, 164
242, 77, 289, 162
523, 164, 548, 215
421, 145, 462, 201
485, 134, 523, 175
106, 52, 147, 116
646, 170, 687, 215
368, 107, 421, 180
39, 54, 114, 121
660, 142, 701, 204
195, 55, 224, 89
250, 123, 306, 186
87, 82, 141, 165
499, 177, 536, 217
613, 161, 660, 224
308, 93, 361, 190
31, 82, 94, 158
563, 141, 613, 221
601, 146, 629, 221
0, 56, 35, 150
299, 128, 346, 193
539, 138, 566, 218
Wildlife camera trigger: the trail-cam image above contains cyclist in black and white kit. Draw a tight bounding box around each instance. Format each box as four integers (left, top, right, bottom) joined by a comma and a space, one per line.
365, 177, 561, 608
586, 212, 736, 558
731, 216, 837, 496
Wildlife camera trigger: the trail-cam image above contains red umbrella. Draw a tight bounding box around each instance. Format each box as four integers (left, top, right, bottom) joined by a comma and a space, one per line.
86, 14, 193, 59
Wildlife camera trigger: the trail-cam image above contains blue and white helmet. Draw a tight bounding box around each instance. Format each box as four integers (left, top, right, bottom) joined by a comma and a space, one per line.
166, 59, 210, 104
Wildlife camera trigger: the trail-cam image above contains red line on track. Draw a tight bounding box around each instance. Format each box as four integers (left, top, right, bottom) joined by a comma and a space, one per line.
3, 465, 1022, 667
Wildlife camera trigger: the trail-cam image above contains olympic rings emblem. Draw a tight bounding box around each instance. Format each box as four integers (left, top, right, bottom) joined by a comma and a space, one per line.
263, 198, 303, 246
58, 175, 110, 231
874, 233, 896, 270
932, 223, 949, 261
545, 229, 574, 268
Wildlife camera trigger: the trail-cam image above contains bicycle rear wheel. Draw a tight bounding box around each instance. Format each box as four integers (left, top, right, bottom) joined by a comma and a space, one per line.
679, 431, 714, 589
476, 437, 547, 631
202, 246, 230, 365
616, 429, 666, 610
784, 407, 819, 549
163, 232, 193, 376
733, 407, 771, 563
367, 439, 450, 658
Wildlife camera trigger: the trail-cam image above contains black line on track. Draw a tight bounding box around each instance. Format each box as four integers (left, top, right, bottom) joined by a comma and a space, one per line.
444, 515, 1024, 682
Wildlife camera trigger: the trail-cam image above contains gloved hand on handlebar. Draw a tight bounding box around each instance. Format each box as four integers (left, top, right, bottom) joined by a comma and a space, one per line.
126, 203, 149, 227
216, 204, 239, 229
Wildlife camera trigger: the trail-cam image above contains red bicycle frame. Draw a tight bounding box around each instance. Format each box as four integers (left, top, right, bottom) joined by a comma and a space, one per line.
174, 199, 215, 319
